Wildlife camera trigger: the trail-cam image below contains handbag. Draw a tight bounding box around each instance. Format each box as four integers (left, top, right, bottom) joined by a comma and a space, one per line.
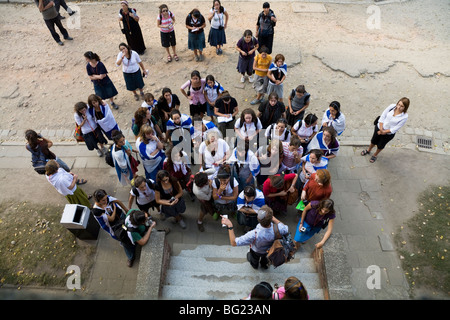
282, 177, 299, 206
74, 123, 84, 142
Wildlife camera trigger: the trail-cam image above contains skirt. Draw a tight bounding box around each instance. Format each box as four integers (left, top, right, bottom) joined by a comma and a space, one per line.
208, 27, 226, 46
123, 70, 145, 91
161, 197, 186, 218
83, 127, 108, 151
294, 221, 322, 243
65, 187, 91, 208
188, 31, 206, 51
237, 57, 254, 75
93, 78, 118, 100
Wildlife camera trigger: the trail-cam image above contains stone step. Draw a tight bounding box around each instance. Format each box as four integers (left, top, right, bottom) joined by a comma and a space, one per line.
161, 284, 325, 300
168, 255, 317, 274
164, 270, 322, 290
172, 243, 312, 259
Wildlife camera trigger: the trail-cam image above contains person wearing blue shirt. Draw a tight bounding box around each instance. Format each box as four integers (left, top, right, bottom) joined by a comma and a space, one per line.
222, 205, 288, 269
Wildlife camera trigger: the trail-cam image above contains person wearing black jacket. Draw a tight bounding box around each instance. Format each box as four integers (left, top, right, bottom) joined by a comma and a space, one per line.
256, 2, 277, 54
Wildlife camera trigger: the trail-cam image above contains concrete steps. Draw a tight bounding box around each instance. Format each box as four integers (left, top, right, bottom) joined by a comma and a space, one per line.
161, 244, 325, 300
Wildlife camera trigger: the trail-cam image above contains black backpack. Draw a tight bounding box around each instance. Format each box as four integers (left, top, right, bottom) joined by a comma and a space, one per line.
105, 145, 114, 167
266, 223, 297, 268
112, 218, 139, 244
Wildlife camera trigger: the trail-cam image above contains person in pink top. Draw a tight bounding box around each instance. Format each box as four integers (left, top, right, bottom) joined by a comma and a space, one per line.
157, 4, 178, 62
180, 70, 207, 117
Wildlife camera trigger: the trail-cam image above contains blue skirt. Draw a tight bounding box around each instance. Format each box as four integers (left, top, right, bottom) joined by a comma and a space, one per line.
188, 31, 206, 51
208, 27, 226, 46
93, 78, 118, 100
294, 221, 322, 243
123, 70, 145, 91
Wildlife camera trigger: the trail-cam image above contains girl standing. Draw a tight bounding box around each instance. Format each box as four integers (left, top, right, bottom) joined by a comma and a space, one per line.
155, 170, 187, 229
87, 94, 120, 140
157, 4, 178, 62
207, 0, 228, 55
45, 160, 91, 207
119, 1, 146, 55
236, 30, 258, 83
136, 124, 165, 181
116, 42, 148, 101
185, 9, 206, 61
321, 101, 346, 136
180, 70, 207, 117
74, 101, 108, 157
84, 51, 119, 109
111, 130, 135, 186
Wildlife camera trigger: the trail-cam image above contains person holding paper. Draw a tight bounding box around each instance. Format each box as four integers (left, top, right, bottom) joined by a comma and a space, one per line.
214, 91, 239, 139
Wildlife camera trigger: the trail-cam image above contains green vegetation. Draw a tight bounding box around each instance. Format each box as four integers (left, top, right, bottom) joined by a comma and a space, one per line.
395, 185, 449, 298
0, 201, 96, 288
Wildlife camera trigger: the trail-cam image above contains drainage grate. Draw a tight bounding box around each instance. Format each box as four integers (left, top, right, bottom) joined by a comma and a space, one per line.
417, 136, 433, 149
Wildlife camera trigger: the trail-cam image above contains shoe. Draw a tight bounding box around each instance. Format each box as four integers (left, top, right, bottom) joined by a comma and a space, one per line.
216, 48, 220, 55
57, 41, 64, 46
248, 75, 254, 83
111, 102, 119, 110
179, 219, 187, 229
218, 48, 223, 55
59, 15, 65, 20
199, 54, 204, 61
64, 36, 73, 41
240, 75, 246, 83
68, 10, 77, 16
195, 55, 200, 62
134, 94, 139, 101
127, 259, 134, 267
250, 99, 261, 105
197, 222, 205, 232
189, 192, 196, 202
96, 149, 103, 157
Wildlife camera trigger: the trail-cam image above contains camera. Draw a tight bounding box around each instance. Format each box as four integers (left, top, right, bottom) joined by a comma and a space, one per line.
145, 216, 153, 227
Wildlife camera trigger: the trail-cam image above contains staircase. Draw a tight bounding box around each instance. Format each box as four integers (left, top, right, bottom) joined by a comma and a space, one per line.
161, 244, 326, 300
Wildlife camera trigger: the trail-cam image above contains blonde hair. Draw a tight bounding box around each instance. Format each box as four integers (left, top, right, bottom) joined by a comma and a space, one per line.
138, 124, 155, 144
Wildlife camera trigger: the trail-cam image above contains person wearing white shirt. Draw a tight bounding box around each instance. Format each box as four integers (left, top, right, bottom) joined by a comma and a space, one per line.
321, 101, 346, 136
361, 97, 410, 163
116, 42, 148, 101
265, 118, 291, 143
198, 131, 230, 178
234, 109, 263, 145
45, 160, 91, 207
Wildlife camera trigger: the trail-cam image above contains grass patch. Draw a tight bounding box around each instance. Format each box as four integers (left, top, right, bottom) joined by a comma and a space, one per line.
0, 201, 96, 289
394, 184, 449, 298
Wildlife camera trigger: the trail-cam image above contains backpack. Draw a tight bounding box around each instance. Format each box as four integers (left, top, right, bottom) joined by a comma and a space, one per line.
105, 145, 115, 167
266, 223, 297, 268
111, 218, 139, 244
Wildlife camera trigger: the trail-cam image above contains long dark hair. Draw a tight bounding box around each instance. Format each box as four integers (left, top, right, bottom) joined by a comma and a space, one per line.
239, 108, 258, 129
84, 51, 100, 61
156, 170, 181, 194
25, 129, 40, 149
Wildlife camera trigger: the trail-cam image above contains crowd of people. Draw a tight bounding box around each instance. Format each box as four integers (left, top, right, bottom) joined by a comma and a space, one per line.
30, 0, 410, 295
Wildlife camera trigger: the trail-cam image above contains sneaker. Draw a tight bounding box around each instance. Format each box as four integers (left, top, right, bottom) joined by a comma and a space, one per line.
240, 75, 246, 83
199, 54, 204, 62
134, 94, 139, 101
248, 75, 254, 83
218, 48, 223, 55
216, 48, 220, 55
111, 102, 119, 110
57, 41, 64, 46
195, 55, 200, 62
127, 259, 134, 268
68, 10, 77, 16
96, 149, 103, 157
197, 222, 205, 232
64, 36, 73, 41
179, 219, 187, 229
250, 98, 261, 105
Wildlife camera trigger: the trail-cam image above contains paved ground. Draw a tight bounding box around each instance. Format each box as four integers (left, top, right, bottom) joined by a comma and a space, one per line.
0, 136, 448, 299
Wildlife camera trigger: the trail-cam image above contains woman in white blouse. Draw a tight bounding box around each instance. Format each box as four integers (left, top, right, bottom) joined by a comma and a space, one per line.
116, 42, 148, 101
136, 124, 165, 181
361, 97, 410, 163
198, 130, 230, 178
321, 101, 345, 136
